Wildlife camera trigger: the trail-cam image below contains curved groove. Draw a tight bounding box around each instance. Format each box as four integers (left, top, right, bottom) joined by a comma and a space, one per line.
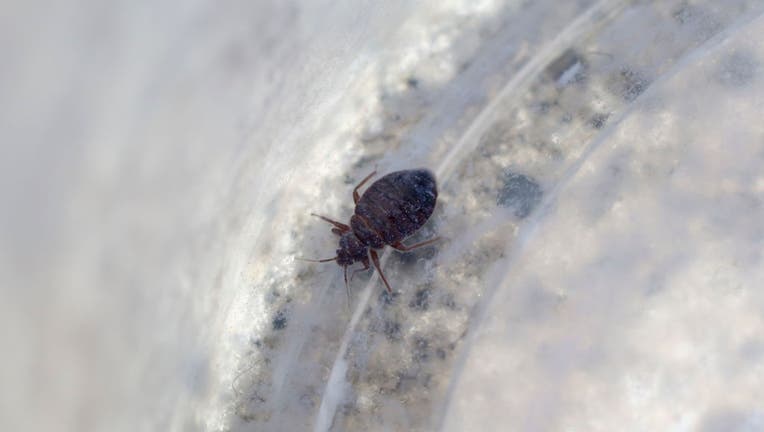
269, 271, 338, 420
313, 257, 385, 431
434, 7, 764, 431
435, 0, 629, 180
313, 1, 629, 430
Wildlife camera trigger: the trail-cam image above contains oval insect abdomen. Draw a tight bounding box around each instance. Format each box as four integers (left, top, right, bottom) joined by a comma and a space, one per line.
354, 169, 437, 245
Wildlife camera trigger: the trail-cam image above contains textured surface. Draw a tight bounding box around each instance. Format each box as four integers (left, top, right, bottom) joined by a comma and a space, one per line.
4, 1, 764, 431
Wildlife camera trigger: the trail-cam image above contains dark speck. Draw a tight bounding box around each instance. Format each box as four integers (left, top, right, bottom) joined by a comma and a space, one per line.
272, 310, 288, 330
440, 292, 457, 310
534, 100, 553, 115
616, 68, 650, 102
413, 337, 429, 361
384, 320, 402, 341
265, 289, 281, 304
406, 77, 419, 88
546, 49, 583, 83
497, 172, 543, 218
409, 287, 431, 311
395, 372, 418, 393
378, 289, 400, 306
590, 113, 610, 129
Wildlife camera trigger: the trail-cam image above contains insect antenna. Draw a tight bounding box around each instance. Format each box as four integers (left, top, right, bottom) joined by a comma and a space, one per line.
296, 256, 337, 263
343, 266, 351, 312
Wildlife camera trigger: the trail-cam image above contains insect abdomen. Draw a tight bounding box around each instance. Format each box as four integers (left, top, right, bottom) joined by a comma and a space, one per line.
350, 214, 385, 249
354, 169, 437, 244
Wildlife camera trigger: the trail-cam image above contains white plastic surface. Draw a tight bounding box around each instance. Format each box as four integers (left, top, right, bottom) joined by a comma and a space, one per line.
3, 1, 764, 431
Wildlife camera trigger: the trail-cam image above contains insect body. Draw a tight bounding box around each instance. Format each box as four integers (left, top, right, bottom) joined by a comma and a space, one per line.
309, 169, 439, 294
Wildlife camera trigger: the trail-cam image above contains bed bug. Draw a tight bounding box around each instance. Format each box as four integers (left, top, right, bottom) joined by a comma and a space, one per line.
305, 169, 439, 297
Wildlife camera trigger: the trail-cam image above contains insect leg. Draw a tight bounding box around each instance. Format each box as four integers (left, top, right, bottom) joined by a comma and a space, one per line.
344, 265, 351, 310
369, 249, 393, 293
391, 236, 441, 251
353, 170, 377, 204
310, 213, 350, 233
349, 258, 370, 281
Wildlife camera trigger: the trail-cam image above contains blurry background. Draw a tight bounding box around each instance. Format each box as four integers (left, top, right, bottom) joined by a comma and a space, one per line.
3, 1, 764, 431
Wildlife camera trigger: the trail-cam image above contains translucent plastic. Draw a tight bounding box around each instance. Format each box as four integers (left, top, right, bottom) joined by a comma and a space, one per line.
4, 1, 764, 431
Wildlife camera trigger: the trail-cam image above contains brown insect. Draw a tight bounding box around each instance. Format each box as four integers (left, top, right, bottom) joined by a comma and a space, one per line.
306, 169, 439, 296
